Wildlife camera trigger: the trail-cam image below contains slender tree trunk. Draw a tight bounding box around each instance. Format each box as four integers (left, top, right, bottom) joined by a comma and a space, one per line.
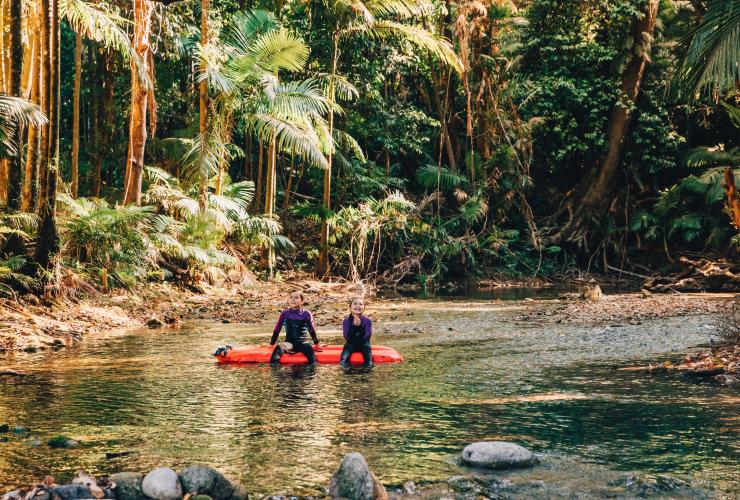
198, 0, 209, 212
71, 31, 82, 198
282, 152, 295, 211
123, 0, 153, 205
37, 0, 49, 209
261, 136, 277, 273
429, 69, 456, 171
36, 0, 60, 268
317, 34, 338, 276
255, 142, 263, 211
6, 0, 23, 209
21, 26, 40, 212
549, 0, 659, 247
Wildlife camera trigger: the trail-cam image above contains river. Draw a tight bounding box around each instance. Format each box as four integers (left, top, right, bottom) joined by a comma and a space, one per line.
1, 295, 738, 497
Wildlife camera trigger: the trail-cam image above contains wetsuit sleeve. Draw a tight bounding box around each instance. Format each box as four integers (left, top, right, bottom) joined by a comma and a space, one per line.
270, 310, 286, 345
307, 310, 319, 344
363, 317, 373, 341
342, 317, 350, 341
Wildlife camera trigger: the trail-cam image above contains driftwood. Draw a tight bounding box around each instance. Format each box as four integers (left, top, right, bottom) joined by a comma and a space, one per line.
643, 257, 740, 292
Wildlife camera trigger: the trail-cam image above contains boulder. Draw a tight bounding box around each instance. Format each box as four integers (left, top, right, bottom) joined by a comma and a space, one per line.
142, 468, 182, 500
110, 472, 146, 500
460, 441, 536, 469
179, 465, 234, 500
329, 453, 388, 500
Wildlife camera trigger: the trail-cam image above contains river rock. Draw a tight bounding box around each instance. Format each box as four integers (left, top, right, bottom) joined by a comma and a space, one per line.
110, 472, 146, 500
47, 435, 79, 448
0, 424, 8, 433
52, 484, 95, 500
179, 465, 234, 500
142, 467, 182, 500
329, 452, 388, 500
147, 317, 164, 329
460, 441, 536, 469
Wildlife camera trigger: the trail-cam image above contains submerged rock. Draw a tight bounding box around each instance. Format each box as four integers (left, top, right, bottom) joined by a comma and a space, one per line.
460, 442, 536, 470
147, 317, 164, 329
179, 465, 234, 500
329, 452, 388, 500
53, 484, 113, 500
47, 435, 79, 448
0, 424, 8, 433
620, 474, 691, 496
142, 467, 182, 500
110, 472, 146, 500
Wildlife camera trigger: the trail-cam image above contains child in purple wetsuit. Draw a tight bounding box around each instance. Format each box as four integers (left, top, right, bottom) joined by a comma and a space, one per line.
270, 290, 321, 364
340, 297, 373, 367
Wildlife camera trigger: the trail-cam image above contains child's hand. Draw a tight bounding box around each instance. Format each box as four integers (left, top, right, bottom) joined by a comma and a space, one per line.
353, 314, 361, 326
313, 343, 324, 351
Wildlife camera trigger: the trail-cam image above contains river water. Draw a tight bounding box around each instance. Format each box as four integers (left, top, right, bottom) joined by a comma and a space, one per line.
1, 296, 738, 497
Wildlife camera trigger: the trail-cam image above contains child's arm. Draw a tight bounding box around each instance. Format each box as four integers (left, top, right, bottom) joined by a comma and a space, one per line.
307, 311, 320, 344
270, 311, 286, 345
342, 317, 350, 342
363, 317, 373, 341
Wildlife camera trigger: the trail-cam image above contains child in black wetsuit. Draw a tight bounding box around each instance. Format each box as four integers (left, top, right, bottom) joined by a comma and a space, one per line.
270, 290, 322, 364
339, 297, 373, 367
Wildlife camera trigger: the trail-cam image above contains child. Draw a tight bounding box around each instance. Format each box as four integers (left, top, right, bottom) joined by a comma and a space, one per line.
270, 290, 322, 364
340, 297, 373, 367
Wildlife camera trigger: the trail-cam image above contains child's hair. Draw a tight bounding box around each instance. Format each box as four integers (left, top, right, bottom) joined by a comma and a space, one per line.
289, 290, 305, 303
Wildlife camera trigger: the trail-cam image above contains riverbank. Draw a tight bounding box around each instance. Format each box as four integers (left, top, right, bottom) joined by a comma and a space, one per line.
0, 275, 733, 354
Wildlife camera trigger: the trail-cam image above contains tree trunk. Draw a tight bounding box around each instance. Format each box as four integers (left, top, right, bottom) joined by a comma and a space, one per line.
7, 0, 23, 209
723, 167, 740, 230
548, 0, 659, 247
282, 152, 295, 211
317, 34, 338, 276
198, 0, 209, 212
37, 0, 49, 209
71, 31, 82, 198
255, 142, 263, 211
36, 0, 60, 268
260, 136, 277, 274
123, 0, 153, 206
20, 24, 40, 212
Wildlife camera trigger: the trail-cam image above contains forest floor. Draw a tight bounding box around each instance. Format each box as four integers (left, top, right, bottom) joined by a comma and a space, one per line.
0, 272, 736, 375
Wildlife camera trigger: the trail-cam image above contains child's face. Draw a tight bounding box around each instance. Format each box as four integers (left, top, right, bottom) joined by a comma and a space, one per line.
288, 292, 303, 308
350, 298, 365, 315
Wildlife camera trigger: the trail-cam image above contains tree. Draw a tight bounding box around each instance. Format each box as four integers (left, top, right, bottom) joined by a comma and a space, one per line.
123, 0, 155, 205
545, 0, 660, 249
314, 0, 462, 275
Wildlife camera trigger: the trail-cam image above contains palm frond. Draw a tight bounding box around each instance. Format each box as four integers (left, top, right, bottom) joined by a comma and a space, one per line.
416, 164, 467, 191
60, 0, 150, 87
355, 20, 463, 73
674, 0, 740, 99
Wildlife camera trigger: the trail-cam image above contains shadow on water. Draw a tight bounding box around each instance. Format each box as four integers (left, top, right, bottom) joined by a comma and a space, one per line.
0, 295, 737, 496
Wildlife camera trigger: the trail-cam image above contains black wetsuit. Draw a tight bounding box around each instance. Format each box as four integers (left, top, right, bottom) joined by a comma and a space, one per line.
340, 315, 373, 367
270, 308, 320, 364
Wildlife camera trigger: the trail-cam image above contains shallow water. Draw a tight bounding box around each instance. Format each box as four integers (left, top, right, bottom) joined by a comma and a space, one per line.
1, 298, 738, 496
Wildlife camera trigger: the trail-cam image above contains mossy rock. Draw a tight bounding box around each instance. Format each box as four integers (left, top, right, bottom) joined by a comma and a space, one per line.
47, 435, 79, 448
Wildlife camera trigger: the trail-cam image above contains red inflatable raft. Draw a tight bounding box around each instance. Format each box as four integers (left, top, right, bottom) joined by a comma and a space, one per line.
214, 344, 403, 365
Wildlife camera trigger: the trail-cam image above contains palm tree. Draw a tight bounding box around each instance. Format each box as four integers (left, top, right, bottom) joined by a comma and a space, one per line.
193, 9, 331, 274
314, 0, 462, 275
674, 0, 740, 100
